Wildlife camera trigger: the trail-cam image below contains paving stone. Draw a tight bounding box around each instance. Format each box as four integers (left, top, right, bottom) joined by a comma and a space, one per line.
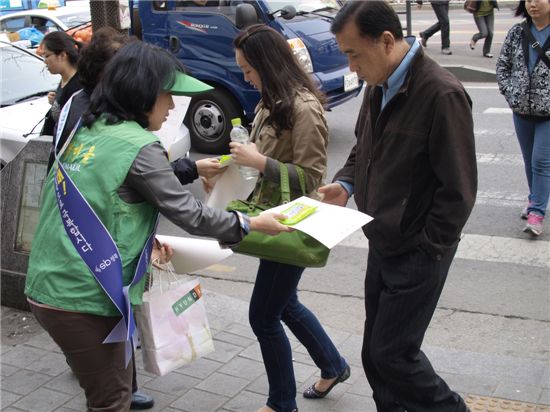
439, 371, 498, 398
222, 390, 266, 412
332, 335, 364, 368
245, 374, 268, 395
176, 357, 222, 379
346, 374, 373, 397
214, 331, 255, 348
238, 342, 263, 362
291, 361, 318, 384
136, 388, 177, 412
171, 388, 228, 412
207, 317, 233, 332
298, 397, 339, 412
43, 370, 82, 395
24, 333, 59, 352
196, 372, 249, 398
1, 363, 19, 377
1, 369, 51, 395
332, 391, 377, 412
61, 392, 86, 410
539, 389, 550, 406
144, 372, 201, 395
425, 346, 547, 386
222, 323, 256, 340
493, 381, 542, 404
218, 356, 265, 380
203, 341, 242, 363
1, 390, 21, 409
1, 346, 49, 368
12, 387, 73, 412
26, 352, 69, 377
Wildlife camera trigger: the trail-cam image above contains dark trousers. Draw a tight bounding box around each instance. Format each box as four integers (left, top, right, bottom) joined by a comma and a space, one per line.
424, 2, 451, 49
249, 259, 346, 412
362, 246, 468, 412
473, 13, 495, 55
30, 304, 132, 412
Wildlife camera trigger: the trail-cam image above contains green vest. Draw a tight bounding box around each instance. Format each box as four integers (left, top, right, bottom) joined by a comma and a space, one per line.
26, 119, 159, 316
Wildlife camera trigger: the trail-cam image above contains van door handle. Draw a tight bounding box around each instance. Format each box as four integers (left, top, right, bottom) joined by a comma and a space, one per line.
169, 36, 180, 53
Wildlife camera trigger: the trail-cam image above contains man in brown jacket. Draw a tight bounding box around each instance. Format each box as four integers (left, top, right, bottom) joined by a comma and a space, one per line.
319, 2, 476, 411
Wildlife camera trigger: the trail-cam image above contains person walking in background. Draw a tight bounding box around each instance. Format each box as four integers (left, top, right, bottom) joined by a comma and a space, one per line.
25, 41, 290, 412
417, 0, 452, 55
230, 24, 350, 412
470, 0, 499, 58
496, 0, 550, 236
39, 31, 82, 159
323, 2, 476, 410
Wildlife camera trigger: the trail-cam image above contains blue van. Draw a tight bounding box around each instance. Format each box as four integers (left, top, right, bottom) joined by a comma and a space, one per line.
133, 0, 362, 154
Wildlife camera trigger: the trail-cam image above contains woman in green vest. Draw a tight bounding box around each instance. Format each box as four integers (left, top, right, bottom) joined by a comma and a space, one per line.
25, 41, 290, 412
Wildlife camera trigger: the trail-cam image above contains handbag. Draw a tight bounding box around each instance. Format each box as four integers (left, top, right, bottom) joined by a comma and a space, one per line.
463, 0, 476, 13
226, 162, 330, 268
134, 265, 215, 376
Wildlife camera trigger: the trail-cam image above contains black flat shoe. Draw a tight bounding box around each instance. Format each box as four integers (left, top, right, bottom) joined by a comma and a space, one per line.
302, 364, 351, 399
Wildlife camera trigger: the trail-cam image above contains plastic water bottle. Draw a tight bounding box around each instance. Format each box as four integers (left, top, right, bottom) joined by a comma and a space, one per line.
230, 118, 259, 180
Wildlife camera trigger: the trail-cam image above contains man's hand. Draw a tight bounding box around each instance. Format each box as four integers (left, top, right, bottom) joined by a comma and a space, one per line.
250, 212, 292, 236
318, 183, 349, 207
196, 157, 225, 179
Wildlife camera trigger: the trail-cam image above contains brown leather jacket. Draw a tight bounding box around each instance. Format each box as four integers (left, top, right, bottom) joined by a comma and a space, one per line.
334, 48, 477, 259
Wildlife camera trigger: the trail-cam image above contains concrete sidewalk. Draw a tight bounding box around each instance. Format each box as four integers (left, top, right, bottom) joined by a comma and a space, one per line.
1, 288, 549, 412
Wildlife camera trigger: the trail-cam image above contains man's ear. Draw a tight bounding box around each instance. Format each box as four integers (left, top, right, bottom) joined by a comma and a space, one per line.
381, 31, 396, 53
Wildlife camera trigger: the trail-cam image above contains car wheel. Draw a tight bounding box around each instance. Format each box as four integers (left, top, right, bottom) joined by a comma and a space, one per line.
184, 88, 243, 154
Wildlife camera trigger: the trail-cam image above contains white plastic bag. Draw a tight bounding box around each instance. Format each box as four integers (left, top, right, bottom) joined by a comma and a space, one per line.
135, 266, 214, 376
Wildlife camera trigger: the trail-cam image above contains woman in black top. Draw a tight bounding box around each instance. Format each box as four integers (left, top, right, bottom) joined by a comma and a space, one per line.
39, 31, 82, 140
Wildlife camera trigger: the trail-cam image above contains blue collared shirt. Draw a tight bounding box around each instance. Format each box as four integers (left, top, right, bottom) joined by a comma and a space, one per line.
337, 37, 420, 196
380, 37, 420, 110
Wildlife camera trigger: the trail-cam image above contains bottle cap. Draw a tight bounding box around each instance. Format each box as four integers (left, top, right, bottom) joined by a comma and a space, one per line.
231, 118, 242, 127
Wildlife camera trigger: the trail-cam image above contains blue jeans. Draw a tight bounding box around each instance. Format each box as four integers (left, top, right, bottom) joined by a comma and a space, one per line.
472, 13, 494, 55
249, 259, 347, 412
513, 113, 550, 216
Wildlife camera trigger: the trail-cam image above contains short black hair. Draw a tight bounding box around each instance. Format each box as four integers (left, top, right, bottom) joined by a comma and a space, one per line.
84, 41, 186, 129
331, 1, 403, 40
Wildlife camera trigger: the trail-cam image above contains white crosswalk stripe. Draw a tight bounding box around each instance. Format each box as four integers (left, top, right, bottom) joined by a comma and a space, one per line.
338, 231, 550, 268
476, 153, 523, 165
484, 108, 513, 114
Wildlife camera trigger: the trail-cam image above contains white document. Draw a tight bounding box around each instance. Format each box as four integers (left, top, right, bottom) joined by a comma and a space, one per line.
205, 163, 257, 209
155, 235, 232, 274
266, 196, 373, 249
153, 96, 191, 161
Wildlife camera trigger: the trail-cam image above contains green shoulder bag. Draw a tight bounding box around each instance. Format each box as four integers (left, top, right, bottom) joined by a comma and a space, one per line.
226, 163, 330, 268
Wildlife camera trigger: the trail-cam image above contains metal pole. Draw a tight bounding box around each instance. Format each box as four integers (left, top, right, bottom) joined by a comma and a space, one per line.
406, 0, 412, 36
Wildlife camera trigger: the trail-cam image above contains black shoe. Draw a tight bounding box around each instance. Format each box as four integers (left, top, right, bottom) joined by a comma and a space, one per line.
130, 391, 154, 410
302, 364, 351, 399
419, 32, 427, 47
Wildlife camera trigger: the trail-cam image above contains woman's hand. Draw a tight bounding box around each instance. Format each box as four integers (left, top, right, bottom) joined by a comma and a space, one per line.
47, 91, 56, 105
200, 176, 216, 194
151, 239, 173, 266
318, 183, 349, 207
196, 158, 225, 179
229, 141, 266, 172
249, 212, 292, 236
